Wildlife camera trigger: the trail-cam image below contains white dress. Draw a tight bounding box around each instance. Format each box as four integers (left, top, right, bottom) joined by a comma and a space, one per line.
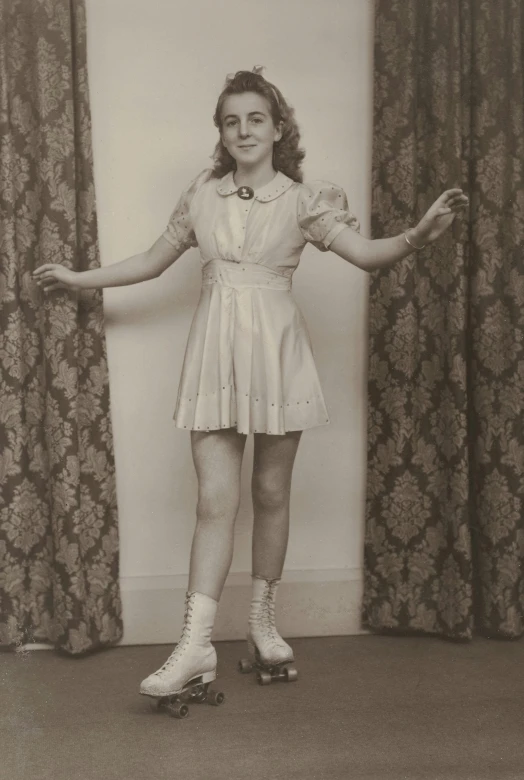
162, 169, 360, 435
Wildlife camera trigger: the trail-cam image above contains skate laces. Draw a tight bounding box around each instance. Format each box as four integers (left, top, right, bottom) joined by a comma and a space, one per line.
253, 579, 283, 649
154, 595, 195, 675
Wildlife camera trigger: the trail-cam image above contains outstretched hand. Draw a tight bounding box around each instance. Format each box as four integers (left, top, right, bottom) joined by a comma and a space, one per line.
413, 189, 469, 246
32, 264, 79, 293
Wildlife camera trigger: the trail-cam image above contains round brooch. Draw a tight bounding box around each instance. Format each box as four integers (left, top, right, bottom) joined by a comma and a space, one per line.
237, 186, 254, 200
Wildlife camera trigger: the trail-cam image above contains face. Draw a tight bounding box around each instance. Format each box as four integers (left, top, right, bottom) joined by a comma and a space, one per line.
220, 92, 282, 169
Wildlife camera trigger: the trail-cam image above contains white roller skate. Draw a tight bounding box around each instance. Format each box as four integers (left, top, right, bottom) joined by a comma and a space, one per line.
140, 591, 225, 718
238, 576, 298, 685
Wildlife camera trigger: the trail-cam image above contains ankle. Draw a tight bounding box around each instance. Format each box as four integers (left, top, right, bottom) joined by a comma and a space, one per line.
252, 575, 281, 584
188, 590, 219, 605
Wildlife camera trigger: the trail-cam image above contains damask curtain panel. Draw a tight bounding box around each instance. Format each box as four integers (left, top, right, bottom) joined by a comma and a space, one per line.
363, 0, 524, 640
0, 0, 122, 653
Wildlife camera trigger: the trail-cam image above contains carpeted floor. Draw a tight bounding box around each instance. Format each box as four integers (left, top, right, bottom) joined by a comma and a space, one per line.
2, 635, 524, 780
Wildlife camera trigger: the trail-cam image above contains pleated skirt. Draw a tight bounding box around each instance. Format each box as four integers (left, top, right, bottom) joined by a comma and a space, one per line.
173, 259, 330, 435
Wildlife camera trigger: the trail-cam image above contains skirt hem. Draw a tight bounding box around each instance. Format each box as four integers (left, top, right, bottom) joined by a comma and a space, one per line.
173, 418, 330, 435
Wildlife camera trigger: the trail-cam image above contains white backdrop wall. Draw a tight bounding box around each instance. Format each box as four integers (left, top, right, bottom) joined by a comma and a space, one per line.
85, 0, 375, 644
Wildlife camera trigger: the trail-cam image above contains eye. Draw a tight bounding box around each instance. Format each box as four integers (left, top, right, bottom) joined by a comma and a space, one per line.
251, 117, 263, 124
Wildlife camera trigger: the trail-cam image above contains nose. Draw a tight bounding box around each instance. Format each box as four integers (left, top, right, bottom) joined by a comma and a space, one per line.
238, 119, 250, 138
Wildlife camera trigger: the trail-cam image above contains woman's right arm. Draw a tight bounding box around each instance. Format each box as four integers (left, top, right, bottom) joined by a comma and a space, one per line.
33, 235, 182, 293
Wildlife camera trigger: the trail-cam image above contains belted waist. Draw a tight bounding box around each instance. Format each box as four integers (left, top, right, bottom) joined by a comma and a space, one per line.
202, 259, 292, 291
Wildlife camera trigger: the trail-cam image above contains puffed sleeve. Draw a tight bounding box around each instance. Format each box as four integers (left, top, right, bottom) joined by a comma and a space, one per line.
162, 169, 213, 252
297, 181, 360, 251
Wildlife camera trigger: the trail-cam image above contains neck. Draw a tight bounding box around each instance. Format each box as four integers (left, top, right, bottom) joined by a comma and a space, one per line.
233, 161, 277, 190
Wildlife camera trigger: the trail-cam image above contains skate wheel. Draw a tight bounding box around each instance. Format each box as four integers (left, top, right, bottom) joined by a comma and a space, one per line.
238, 658, 253, 674
284, 666, 298, 683
166, 702, 189, 719
257, 671, 272, 686
207, 690, 225, 706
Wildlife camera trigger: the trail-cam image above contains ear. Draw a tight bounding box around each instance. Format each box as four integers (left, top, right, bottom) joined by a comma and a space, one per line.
274, 122, 283, 143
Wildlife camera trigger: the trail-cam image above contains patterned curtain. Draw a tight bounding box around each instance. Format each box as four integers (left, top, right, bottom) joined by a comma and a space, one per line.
363, 0, 524, 640
0, 0, 122, 653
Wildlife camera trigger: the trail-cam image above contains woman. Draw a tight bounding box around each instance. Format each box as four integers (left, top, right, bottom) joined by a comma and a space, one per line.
33, 68, 468, 702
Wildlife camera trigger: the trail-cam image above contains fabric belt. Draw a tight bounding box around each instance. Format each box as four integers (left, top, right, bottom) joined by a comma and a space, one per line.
202, 259, 292, 291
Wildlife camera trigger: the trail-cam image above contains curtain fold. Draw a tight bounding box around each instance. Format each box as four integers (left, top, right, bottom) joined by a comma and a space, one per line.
0, 0, 122, 654
363, 0, 524, 640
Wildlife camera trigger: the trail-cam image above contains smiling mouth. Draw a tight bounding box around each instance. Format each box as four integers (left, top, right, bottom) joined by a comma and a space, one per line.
238, 145, 256, 149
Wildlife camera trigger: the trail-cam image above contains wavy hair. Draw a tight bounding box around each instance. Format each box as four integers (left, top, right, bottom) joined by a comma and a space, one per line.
211, 70, 305, 183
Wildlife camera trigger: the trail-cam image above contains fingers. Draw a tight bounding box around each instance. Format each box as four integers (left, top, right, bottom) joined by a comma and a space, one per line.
33, 264, 57, 277
449, 199, 468, 211
437, 201, 468, 215
34, 268, 64, 287
33, 271, 67, 292
441, 189, 469, 206
34, 274, 55, 288
442, 188, 467, 199
39, 282, 64, 293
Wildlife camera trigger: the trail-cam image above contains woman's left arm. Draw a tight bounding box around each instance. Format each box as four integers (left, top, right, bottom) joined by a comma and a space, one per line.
329, 188, 469, 272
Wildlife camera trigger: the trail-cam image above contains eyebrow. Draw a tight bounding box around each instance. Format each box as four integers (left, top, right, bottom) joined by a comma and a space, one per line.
223, 111, 267, 121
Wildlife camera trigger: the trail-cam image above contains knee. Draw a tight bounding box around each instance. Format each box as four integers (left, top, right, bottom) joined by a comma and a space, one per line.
252, 477, 289, 513
196, 485, 240, 525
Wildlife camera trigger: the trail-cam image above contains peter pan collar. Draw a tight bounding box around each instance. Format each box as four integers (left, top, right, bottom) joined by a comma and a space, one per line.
216, 170, 294, 202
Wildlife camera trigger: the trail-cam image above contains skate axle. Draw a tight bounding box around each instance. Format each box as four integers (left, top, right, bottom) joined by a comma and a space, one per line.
143, 679, 225, 718
238, 656, 298, 685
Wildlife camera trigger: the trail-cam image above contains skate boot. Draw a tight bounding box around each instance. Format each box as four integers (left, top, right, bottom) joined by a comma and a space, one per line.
238, 576, 298, 685
140, 591, 225, 718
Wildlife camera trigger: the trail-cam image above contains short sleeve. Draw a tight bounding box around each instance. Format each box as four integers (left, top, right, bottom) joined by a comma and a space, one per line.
297, 181, 360, 251
162, 169, 212, 253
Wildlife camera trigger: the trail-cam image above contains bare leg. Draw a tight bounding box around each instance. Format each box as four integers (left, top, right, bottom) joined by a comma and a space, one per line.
140, 428, 246, 697
188, 428, 247, 601
251, 431, 302, 579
